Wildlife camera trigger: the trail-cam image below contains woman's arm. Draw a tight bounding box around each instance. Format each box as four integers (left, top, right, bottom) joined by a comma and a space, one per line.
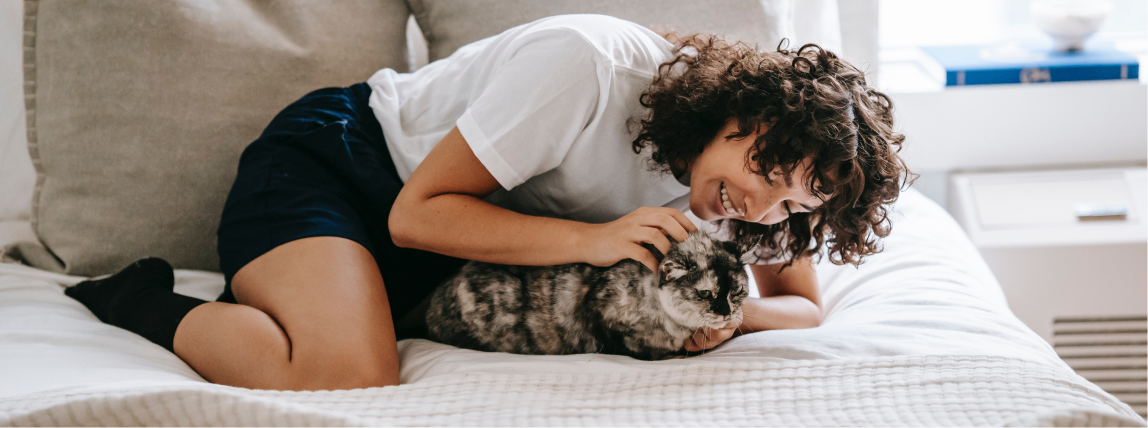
684, 256, 823, 351
388, 127, 696, 271
740, 257, 823, 332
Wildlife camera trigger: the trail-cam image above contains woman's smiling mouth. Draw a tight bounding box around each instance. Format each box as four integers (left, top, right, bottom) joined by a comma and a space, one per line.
719, 182, 743, 217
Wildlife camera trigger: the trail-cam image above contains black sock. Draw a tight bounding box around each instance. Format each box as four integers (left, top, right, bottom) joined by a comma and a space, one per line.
64, 257, 206, 352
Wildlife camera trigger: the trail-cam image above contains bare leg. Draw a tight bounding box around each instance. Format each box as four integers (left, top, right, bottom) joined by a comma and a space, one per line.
173, 236, 399, 390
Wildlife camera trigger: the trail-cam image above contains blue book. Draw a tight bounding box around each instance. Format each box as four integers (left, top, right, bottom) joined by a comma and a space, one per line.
921, 43, 1139, 86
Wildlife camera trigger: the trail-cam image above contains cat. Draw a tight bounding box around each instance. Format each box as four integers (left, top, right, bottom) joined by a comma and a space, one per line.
425, 230, 754, 360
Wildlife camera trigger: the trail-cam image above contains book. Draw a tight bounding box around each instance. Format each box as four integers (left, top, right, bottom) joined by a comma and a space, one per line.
920, 43, 1140, 86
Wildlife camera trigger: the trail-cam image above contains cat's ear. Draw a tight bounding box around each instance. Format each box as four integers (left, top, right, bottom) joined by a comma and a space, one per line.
659, 259, 688, 283
739, 246, 761, 265
733, 240, 760, 265
725, 240, 760, 265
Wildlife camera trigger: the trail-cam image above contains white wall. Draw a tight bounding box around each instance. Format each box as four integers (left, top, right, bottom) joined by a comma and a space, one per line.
0, 0, 34, 223
892, 80, 1147, 173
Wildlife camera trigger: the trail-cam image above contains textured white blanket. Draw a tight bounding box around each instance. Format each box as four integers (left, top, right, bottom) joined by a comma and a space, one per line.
1, 355, 1143, 426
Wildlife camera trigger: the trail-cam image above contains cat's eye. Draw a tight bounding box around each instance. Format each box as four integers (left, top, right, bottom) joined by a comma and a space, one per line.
697, 289, 713, 299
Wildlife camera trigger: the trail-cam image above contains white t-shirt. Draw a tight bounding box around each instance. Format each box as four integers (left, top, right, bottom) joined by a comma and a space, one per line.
367, 14, 785, 264
366, 14, 689, 224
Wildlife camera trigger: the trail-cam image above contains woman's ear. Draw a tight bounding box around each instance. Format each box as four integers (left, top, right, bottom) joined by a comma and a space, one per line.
671, 159, 693, 182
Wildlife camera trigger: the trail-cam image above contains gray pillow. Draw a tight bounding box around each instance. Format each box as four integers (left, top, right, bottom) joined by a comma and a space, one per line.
22, 0, 410, 276
408, 0, 795, 62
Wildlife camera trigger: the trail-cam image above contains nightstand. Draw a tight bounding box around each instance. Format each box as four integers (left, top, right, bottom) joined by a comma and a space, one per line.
950, 166, 1146, 337
950, 167, 1147, 413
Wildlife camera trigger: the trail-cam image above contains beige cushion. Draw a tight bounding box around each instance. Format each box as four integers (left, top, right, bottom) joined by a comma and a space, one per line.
24, 0, 410, 276
409, 0, 795, 62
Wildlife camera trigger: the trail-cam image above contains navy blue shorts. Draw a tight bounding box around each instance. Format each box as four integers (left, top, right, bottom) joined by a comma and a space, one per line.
216, 83, 467, 326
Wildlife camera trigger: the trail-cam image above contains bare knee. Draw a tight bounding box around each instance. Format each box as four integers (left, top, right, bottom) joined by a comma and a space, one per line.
175, 303, 297, 389
220, 237, 401, 391
175, 303, 399, 391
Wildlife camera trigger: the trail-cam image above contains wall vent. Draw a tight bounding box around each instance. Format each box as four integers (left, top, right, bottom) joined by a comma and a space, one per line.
1054, 315, 1148, 419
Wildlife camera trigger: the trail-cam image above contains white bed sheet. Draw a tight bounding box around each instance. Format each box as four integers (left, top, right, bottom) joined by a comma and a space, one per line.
0, 189, 1140, 425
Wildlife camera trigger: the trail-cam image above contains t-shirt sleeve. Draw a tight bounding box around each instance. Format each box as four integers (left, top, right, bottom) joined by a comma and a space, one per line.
456, 30, 604, 190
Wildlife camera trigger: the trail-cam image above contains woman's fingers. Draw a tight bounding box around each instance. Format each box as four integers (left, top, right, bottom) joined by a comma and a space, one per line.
638, 228, 673, 259
685, 331, 705, 352
686, 330, 712, 352
684, 325, 737, 351
665, 208, 699, 233
684, 337, 701, 352
639, 211, 692, 243
591, 207, 701, 271
628, 244, 661, 274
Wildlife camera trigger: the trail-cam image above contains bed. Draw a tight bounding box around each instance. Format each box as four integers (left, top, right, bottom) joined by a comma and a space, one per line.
0, 189, 1142, 426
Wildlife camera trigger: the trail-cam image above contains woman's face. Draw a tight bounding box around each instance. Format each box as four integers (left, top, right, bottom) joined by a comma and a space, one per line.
688, 119, 824, 224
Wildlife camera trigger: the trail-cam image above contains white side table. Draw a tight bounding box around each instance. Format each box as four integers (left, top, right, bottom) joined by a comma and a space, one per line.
950, 167, 1147, 416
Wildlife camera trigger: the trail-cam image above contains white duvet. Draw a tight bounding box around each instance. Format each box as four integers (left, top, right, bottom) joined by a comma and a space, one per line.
0, 190, 1143, 426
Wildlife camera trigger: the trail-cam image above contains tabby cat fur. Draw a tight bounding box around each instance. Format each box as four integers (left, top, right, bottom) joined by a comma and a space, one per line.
426, 231, 754, 360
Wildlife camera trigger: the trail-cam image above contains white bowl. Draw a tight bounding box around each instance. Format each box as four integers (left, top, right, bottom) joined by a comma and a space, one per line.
1030, 0, 1113, 52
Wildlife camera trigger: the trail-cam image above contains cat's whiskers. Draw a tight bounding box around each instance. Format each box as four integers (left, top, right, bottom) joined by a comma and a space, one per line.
703, 328, 714, 355
737, 313, 784, 348
696, 320, 716, 355
687, 322, 705, 357
734, 322, 764, 349
738, 313, 770, 324
738, 313, 772, 328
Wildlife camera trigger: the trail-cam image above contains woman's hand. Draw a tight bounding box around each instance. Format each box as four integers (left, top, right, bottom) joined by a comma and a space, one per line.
577, 207, 698, 273
683, 321, 739, 352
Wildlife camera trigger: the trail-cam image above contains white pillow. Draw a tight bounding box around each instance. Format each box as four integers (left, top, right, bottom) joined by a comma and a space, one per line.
0, 0, 35, 224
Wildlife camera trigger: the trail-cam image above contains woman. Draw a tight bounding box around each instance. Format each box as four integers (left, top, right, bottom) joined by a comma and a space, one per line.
65, 14, 909, 391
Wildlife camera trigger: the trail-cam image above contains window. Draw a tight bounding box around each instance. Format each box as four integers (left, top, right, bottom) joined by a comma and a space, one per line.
879, 0, 1147, 49
876, 0, 1146, 91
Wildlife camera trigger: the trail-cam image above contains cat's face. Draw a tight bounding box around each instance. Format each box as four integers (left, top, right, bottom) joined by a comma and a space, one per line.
656, 231, 754, 329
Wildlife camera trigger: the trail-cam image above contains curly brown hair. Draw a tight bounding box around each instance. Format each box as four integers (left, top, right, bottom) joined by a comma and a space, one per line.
632, 34, 914, 268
